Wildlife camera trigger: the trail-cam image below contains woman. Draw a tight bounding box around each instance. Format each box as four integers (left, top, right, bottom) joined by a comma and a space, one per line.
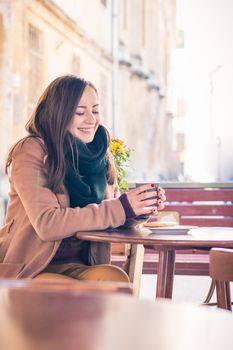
0, 75, 165, 282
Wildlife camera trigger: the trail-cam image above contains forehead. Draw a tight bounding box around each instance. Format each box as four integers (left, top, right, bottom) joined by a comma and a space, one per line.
78, 85, 98, 106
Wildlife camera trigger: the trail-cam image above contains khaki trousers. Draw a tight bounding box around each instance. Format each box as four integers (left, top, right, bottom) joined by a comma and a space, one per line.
34, 263, 130, 283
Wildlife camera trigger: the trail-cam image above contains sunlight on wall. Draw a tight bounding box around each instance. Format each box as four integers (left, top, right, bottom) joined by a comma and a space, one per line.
174, 0, 233, 181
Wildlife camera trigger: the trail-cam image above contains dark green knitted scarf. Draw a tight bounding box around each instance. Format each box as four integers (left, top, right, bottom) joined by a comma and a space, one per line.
64, 125, 108, 208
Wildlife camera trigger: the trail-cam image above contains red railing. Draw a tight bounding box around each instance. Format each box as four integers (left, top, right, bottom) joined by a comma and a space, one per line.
164, 185, 233, 227
112, 182, 233, 275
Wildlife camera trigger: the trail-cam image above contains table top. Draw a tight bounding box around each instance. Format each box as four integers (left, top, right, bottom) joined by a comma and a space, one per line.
131, 181, 233, 189
0, 280, 233, 350
76, 226, 233, 249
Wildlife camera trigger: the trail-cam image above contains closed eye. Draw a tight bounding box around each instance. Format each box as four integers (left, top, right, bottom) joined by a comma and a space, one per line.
75, 111, 99, 116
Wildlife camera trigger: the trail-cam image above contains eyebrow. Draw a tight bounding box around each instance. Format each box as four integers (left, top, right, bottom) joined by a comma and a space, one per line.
77, 104, 99, 108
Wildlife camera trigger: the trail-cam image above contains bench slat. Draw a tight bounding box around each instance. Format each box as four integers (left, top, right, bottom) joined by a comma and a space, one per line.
166, 204, 233, 216
180, 217, 233, 227
166, 189, 233, 202
111, 253, 209, 276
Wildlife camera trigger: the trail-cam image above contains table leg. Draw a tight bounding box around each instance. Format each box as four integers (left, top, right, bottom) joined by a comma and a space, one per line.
156, 249, 176, 299
128, 244, 145, 297
203, 279, 216, 304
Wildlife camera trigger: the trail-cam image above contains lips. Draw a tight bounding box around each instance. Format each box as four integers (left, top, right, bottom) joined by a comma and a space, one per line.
78, 127, 94, 133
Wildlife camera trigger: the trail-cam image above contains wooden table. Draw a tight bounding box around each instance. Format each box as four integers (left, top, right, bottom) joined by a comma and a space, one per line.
1, 280, 233, 350
76, 227, 233, 299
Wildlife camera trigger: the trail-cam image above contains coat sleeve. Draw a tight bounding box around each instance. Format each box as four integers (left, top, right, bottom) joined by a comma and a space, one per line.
11, 138, 126, 242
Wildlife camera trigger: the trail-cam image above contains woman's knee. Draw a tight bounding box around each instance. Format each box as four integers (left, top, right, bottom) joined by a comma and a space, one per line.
34, 272, 74, 281
78, 264, 130, 282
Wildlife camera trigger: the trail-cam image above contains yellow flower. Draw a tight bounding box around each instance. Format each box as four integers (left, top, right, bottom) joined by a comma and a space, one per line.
110, 139, 125, 156
113, 138, 124, 145
110, 137, 132, 192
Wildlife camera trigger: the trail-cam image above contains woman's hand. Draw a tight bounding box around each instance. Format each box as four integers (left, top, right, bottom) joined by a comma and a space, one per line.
125, 184, 166, 216
156, 186, 166, 211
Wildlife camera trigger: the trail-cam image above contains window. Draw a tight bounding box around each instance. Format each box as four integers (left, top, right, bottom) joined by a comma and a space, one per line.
28, 24, 43, 53
101, 0, 107, 6
28, 24, 43, 114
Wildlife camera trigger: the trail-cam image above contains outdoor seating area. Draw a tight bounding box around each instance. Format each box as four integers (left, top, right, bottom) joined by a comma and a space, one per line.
1, 279, 233, 350
111, 182, 233, 301
0, 251, 233, 350
1, 182, 233, 349
1, 182, 233, 297
1, 0, 233, 349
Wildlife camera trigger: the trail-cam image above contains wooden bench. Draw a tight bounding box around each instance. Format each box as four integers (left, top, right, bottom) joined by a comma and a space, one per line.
111, 182, 233, 276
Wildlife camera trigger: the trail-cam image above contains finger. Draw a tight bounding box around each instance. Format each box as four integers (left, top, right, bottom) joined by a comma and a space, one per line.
157, 186, 165, 195
151, 207, 158, 215
138, 191, 159, 201
135, 184, 155, 195
146, 206, 159, 212
147, 212, 158, 220
142, 206, 158, 215
157, 202, 165, 210
138, 198, 159, 208
158, 193, 166, 201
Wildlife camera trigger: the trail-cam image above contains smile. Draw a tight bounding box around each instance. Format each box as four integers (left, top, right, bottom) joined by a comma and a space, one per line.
78, 127, 95, 133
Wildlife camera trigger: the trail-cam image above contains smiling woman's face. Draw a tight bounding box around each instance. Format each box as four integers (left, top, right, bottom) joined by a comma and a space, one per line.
68, 85, 100, 143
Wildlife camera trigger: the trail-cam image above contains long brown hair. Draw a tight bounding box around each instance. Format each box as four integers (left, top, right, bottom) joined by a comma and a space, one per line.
6, 75, 116, 193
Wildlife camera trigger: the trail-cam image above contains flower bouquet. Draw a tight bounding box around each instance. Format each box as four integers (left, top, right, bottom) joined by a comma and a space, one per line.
110, 138, 132, 192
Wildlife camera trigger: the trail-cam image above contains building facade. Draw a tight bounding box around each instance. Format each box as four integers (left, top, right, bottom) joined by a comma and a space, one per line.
117, 0, 177, 181
0, 0, 177, 203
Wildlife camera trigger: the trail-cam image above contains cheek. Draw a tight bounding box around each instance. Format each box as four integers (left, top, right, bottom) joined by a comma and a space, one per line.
68, 119, 79, 135
68, 120, 75, 132
69, 116, 83, 128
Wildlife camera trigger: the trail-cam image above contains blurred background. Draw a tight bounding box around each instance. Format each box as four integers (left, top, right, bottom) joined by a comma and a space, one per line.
0, 0, 232, 212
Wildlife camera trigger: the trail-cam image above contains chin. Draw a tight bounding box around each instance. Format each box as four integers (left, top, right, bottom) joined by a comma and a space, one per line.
76, 133, 95, 144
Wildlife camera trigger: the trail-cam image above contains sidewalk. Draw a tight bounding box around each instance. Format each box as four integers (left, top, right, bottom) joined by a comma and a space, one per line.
140, 274, 220, 304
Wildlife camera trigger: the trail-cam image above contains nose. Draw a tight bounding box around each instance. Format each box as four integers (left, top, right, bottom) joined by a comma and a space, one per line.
85, 110, 96, 124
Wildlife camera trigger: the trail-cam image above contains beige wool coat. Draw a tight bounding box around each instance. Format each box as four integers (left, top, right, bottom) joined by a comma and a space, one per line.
0, 137, 126, 278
